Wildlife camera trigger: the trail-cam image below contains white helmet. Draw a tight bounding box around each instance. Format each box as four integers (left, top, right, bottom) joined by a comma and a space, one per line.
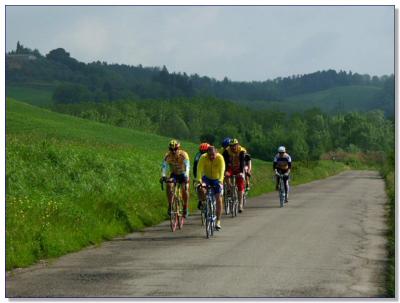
278, 146, 286, 153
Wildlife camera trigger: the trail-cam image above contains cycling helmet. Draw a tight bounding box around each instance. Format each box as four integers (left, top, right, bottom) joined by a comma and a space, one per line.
199, 142, 210, 152
169, 139, 180, 150
229, 138, 239, 146
221, 137, 231, 148
278, 146, 286, 153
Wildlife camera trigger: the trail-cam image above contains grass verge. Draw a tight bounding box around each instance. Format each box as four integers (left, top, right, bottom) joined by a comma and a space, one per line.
380, 158, 395, 297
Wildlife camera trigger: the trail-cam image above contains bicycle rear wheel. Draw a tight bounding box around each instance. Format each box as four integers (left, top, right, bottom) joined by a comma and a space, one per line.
205, 197, 214, 238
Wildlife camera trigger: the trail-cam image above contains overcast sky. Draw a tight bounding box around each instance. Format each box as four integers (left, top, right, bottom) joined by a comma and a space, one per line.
5, 5, 394, 81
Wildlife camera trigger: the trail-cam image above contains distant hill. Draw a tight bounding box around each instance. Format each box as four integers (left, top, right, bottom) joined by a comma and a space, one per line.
235, 85, 393, 117
6, 42, 394, 115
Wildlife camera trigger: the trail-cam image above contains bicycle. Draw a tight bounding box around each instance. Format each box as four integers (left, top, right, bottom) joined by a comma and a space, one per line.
203, 184, 217, 239
161, 179, 185, 232
276, 172, 288, 208
224, 175, 239, 217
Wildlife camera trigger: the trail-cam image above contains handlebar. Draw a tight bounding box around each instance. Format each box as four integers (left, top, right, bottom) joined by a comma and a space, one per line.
160, 178, 188, 191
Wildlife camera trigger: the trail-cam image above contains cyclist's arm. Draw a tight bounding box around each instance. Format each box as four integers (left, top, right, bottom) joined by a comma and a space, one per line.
193, 158, 199, 179
222, 149, 230, 171
239, 151, 245, 173
287, 155, 292, 174
161, 160, 168, 177
218, 156, 225, 183
197, 156, 204, 183
184, 159, 190, 178
273, 155, 278, 170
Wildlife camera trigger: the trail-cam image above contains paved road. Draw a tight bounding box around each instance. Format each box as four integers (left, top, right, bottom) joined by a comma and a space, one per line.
6, 170, 388, 298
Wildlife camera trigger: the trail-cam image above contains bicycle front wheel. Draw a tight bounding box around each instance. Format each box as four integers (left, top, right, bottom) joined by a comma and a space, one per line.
279, 180, 285, 208
177, 199, 184, 230
205, 200, 213, 239
170, 199, 179, 231
170, 212, 178, 231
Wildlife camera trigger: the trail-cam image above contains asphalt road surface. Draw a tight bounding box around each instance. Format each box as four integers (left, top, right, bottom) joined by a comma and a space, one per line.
6, 170, 388, 298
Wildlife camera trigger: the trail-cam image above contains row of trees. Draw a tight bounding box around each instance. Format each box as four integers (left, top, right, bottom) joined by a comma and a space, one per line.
53, 97, 394, 162
7, 43, 394, 104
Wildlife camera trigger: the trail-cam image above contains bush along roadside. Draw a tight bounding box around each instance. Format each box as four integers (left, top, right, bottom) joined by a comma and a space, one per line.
379, 151, 395, 297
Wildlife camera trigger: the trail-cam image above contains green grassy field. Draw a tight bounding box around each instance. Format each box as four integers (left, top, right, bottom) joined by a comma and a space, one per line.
6, 98, 351, 271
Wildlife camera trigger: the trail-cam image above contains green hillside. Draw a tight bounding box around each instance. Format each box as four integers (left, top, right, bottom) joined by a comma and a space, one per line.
6, 81, 392, 118
253, 85, 384, 114
285, 85, 382, 111
6, 83, 56, 107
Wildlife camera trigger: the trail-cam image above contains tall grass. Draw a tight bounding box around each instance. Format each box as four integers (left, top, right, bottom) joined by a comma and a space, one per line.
6, 98, 198, 270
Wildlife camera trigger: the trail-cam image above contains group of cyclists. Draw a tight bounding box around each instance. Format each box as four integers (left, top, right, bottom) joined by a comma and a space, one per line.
160, 137, 292, 231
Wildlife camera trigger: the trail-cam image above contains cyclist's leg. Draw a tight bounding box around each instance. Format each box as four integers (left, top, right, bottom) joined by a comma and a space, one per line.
275, 173, 279, 190
214, 183, 223, 230
215, 191, 222, 230
196, 184, 205, 209
214, 182, 223, 222
247, 160, 252, 189
225, 168, 233, 194
244, 165, 249, 189
236, 173, 245, 211
198, 178, 207, 201
283, 174, 289, 201
176, 174, 189, 216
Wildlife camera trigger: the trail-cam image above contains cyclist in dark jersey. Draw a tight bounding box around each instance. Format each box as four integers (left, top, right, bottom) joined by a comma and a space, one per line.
273, 146, 292, 203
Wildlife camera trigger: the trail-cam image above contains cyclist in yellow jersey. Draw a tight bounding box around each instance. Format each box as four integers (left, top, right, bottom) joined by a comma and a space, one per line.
160, 140, 190, 217
225, 138, 247, 212
196, 146, 225, 230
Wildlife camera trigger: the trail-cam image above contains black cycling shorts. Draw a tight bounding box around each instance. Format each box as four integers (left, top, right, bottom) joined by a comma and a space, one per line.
170, 173, 188, 184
